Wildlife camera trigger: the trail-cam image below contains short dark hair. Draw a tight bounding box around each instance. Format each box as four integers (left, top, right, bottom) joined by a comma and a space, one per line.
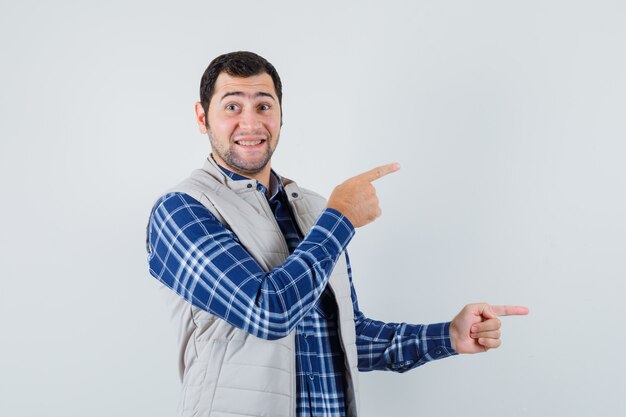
199, 51, 283, 127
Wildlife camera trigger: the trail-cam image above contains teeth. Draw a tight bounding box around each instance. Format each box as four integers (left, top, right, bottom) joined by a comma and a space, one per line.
237, 140, 262, 146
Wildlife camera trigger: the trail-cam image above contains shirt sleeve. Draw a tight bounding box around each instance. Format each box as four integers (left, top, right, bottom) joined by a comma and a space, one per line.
146, 192, 354, 340
345, 253, 458, 372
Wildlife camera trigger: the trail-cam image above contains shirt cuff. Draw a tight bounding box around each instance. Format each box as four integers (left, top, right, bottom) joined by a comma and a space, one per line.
417, 321, 458, 362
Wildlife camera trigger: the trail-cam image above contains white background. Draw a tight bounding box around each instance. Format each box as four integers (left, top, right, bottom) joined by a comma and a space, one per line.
1, 1, 625, 416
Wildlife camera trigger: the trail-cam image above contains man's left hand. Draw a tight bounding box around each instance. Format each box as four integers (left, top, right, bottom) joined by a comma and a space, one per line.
449, 303, 529, 354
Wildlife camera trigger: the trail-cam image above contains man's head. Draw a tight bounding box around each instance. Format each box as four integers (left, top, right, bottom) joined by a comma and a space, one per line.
199, 51, 283, 128
195, 51, 283, 180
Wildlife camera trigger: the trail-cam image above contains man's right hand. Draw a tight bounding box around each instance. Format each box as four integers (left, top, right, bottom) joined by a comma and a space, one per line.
327, 162, 400, 228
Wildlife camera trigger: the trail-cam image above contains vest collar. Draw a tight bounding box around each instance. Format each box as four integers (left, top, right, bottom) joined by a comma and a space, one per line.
201, 155, 303, 202
202, 156, 257, 193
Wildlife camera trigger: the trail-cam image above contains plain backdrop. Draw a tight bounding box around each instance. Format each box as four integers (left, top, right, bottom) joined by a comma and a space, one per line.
1, 1, 625, 416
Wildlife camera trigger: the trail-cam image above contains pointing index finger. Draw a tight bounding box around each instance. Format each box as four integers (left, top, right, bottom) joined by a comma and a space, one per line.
358, 162, 401, 183
491, 305, 530, 317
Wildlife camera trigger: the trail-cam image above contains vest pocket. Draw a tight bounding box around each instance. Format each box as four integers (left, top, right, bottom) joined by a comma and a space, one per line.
193, 339, 228, 415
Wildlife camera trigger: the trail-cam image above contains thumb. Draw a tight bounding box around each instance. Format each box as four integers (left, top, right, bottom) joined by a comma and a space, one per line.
480, 305, 498, 320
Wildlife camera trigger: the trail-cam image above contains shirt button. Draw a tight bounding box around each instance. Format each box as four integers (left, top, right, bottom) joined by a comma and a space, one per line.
434, 348, 442, 355
291, 192, 299, 198
246, 183, 252, 189
309, 373, 315, 380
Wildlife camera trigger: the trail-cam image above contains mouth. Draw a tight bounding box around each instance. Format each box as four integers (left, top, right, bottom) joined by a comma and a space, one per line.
235, 139, 266, 146
234, 136, 268, 148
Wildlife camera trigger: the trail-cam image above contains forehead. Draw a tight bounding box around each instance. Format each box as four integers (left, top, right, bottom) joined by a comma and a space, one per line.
211, 72, 277, 101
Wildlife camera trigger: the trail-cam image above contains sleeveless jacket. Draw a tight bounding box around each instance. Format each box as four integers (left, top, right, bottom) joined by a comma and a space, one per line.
162, 157, 360, 417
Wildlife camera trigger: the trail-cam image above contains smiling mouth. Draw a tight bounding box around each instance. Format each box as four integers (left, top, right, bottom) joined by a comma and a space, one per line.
235, 139, 266, 146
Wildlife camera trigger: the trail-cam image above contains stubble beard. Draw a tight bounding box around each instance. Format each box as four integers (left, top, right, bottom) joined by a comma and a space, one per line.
208, 130, 279, 176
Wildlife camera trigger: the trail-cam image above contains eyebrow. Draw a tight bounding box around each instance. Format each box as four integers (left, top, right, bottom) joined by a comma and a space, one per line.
220, 91, 276, 101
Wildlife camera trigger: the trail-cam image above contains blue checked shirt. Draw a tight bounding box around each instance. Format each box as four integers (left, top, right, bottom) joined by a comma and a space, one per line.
147, 165, 456, 417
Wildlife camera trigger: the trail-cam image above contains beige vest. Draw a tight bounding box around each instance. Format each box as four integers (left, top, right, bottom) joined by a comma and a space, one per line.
163, 157, 360, 417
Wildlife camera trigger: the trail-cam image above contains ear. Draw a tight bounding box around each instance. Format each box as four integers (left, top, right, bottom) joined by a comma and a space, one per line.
195, 102, 208, 134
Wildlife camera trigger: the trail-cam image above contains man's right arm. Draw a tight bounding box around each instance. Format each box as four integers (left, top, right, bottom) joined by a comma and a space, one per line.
147, 192, 354, 340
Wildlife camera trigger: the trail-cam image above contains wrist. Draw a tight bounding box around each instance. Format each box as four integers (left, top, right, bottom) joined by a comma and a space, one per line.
449, 321, 458, 352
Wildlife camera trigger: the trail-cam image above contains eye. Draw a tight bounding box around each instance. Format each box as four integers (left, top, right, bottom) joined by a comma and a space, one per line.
258, 103, 271, 111
225, 103, 240, 111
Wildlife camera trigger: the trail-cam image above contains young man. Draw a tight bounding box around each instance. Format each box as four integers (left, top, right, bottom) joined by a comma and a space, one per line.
146, 51, 528, 417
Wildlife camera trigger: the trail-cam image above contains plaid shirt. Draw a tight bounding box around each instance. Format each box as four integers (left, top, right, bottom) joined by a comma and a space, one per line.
147, 166, 456, 417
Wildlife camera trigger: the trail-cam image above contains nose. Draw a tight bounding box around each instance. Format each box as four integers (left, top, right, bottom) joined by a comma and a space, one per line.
238, 108, 263, 131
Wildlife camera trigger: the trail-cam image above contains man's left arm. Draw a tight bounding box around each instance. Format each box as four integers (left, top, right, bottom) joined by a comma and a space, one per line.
348, 254, 529, 372
352, 296, 456, 372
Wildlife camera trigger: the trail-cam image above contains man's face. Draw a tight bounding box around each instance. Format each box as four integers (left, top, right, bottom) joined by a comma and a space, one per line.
201, 72, 281, 177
